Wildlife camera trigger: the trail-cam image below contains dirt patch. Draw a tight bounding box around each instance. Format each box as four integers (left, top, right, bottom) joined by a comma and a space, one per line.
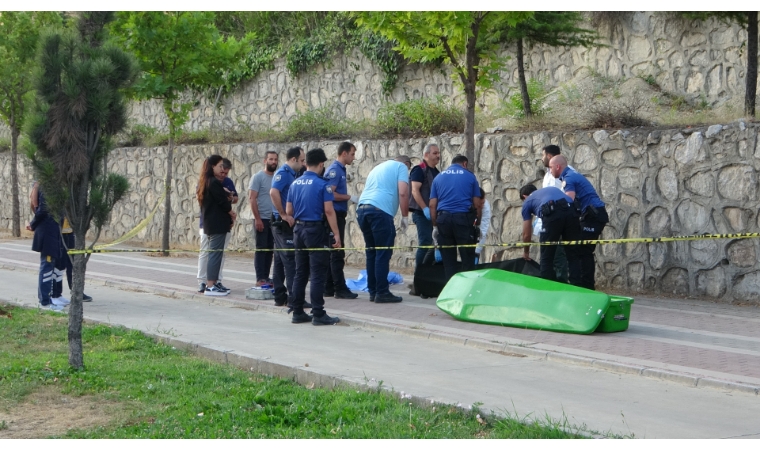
0, 386, 119, 438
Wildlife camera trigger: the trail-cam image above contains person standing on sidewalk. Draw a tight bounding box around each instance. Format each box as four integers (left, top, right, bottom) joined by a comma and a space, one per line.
27, 183, 65, 311
550, 155, 609, 290
287, 148, 342, 325
408, 143, 440, 296
270, 147, 305, 307
520, 184, 581, 284
474, 188, 491, 264
196, 158, 238, 293
323, 142, 359, 299
249, 151, 278, 286
538, 145, 575, 283
429, 155, 481, 284
197, 155, 236, 296
357, 155, 411, 304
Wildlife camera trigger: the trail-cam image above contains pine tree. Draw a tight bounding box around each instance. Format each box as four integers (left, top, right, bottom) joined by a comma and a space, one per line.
25, 12, 135, 369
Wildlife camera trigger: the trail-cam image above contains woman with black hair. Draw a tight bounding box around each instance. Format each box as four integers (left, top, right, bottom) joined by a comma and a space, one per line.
197, 155, 236, 296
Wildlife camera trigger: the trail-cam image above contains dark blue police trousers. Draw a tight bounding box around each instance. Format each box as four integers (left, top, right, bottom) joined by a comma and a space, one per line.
539, 208, 582, 286
292, 221, 330, 316
272, 224, 296, 306
437, 211, 476, 283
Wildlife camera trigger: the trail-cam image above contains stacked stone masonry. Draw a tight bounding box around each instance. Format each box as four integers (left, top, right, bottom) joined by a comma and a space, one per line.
123, 12, 757, 134
3, 122, 760, 304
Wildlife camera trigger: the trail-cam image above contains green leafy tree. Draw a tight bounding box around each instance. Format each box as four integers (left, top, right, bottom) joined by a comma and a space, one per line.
110, 12, 247, 254
0, 12, 63, 237
356, 12, 532, 162
501, 12, 599, 118
26, 12, 135, 369
683, 12, 757, 116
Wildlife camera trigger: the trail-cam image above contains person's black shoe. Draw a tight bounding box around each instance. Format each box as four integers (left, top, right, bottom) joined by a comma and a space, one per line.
82, 293, 93, 302
370, 294, 375, 302
335, 289, 358, 299
198, 282, 206, 293
374, 293, 403, 303
291, 312, 313, 324
274, 299, 287, 307
312, 314, 340, 326
323, 289, 335, 297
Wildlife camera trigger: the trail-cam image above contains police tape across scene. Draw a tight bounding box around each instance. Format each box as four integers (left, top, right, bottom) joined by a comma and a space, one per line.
67, 231, 760, 255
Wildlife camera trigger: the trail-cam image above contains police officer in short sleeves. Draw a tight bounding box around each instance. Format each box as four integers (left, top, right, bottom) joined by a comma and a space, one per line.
287, 148, 342, 326
429, 154, 481, 283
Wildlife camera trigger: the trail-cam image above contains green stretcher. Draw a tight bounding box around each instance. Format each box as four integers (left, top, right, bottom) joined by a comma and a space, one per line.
436, 268, 634, 334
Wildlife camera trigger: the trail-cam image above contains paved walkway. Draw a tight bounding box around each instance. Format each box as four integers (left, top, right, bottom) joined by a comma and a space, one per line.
1, 238, 759, 438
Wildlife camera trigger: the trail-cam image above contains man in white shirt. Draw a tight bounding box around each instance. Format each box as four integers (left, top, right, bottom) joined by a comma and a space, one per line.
535, 145, 575, 282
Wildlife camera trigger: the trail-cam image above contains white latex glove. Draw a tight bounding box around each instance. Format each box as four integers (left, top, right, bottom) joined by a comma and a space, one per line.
432, 226, 439, 245
350, 195, 359, 204
400, 216, 409, 232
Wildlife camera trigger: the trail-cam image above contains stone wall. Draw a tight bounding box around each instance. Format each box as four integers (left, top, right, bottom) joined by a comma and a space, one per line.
4, 122, 760, 303
128, 12, 756, 134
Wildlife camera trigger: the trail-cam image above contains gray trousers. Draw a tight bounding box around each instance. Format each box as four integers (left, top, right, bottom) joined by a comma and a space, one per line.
197, 229, 231, 281
205, 233, 227, 282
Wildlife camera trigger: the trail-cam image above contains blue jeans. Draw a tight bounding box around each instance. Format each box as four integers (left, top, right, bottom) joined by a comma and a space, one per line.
412, 209, 433, 269
357, 206, 396, 296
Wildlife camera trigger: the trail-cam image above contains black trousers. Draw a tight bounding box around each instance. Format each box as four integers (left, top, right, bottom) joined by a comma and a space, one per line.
292, 222, 330, 317
272, 223, 296, 305
578, 206, 609, 290
539, 209, 582, 286
325, 211, 347, 293
437, 211, 477, 283
254, 219, 274, 281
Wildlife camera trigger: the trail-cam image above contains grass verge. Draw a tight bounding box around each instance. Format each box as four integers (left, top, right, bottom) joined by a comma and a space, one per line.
0, 303, 583, 438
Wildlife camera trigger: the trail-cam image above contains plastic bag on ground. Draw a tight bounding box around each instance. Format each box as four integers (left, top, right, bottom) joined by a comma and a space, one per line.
346, 270, 404, 292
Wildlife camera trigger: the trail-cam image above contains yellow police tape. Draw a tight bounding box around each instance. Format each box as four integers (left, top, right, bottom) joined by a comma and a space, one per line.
68, 231, 760, 255
91, 188, 167, 250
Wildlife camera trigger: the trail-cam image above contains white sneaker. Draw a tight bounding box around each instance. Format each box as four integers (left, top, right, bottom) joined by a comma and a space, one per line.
204, 284, 230, 296
41, 303, 65, 312
51, 296, 70, 306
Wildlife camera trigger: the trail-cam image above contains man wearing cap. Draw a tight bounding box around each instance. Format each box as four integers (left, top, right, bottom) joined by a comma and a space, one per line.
550, 155, 609, 290
429, 154, 481, 283
323, 141, 359, 299
357, 155, 411, 304
287, 148, 342, 326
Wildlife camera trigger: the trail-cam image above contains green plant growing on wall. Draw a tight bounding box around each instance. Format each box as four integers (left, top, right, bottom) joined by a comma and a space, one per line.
500, 78, 550, 119
0, 11, 63, 237
111, 11, 248, 254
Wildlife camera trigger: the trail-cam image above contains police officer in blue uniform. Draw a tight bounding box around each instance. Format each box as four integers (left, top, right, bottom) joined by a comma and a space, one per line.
323, 141, 359, 299
550, 155, 609, 290
429, 155, 481, 283
520, 184, 582, 284
287, 148, 342, 326
269, 146, 305, 307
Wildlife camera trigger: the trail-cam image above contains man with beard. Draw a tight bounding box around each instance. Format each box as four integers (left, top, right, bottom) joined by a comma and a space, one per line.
249, 151, 278, 286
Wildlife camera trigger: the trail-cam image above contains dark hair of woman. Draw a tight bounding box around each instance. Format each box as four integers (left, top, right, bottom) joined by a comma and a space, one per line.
197, 154, 224, 207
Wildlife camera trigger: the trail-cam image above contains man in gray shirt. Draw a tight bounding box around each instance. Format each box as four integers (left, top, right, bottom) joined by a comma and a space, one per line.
248, 151, 278, 284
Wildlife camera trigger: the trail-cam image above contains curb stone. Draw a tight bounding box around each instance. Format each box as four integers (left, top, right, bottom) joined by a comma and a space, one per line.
1, 262, 758, 397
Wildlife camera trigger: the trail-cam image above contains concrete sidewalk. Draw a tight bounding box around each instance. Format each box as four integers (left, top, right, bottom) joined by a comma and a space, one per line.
1, 239, 759, 438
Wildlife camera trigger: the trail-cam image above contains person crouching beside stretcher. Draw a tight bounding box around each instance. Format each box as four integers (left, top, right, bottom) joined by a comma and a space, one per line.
520, 184, 582, 286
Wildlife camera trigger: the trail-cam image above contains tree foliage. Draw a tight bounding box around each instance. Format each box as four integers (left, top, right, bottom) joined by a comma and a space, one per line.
25, 11, 135, 369
356, 11, 533, 162
0, 11, 64, 237
110, 11, 249, 254
501, 12, 600, 118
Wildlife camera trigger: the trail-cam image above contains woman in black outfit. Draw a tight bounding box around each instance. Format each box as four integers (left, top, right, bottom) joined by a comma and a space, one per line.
197, 155, 236, 296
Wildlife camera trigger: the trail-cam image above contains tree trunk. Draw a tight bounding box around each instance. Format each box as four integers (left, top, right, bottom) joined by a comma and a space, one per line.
463, 81, 477, 165
746, 11, 758, 117
68, 251, 86, 369
517, 38, 533, 118
10, 126, 21, 237
161, 133, 174, 256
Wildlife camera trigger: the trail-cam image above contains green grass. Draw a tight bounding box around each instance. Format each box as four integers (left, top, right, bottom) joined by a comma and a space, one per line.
0, 303, 584, 438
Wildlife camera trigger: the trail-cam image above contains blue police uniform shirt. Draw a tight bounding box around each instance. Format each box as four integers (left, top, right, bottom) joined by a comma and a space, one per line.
271, 164, 298, 218
325, 160, 348, 212
199, 177, 237, 229
287, 171, 335, 221
521, 187, 574, 220
559, 167, 605, 212
429, 164, 480, 213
